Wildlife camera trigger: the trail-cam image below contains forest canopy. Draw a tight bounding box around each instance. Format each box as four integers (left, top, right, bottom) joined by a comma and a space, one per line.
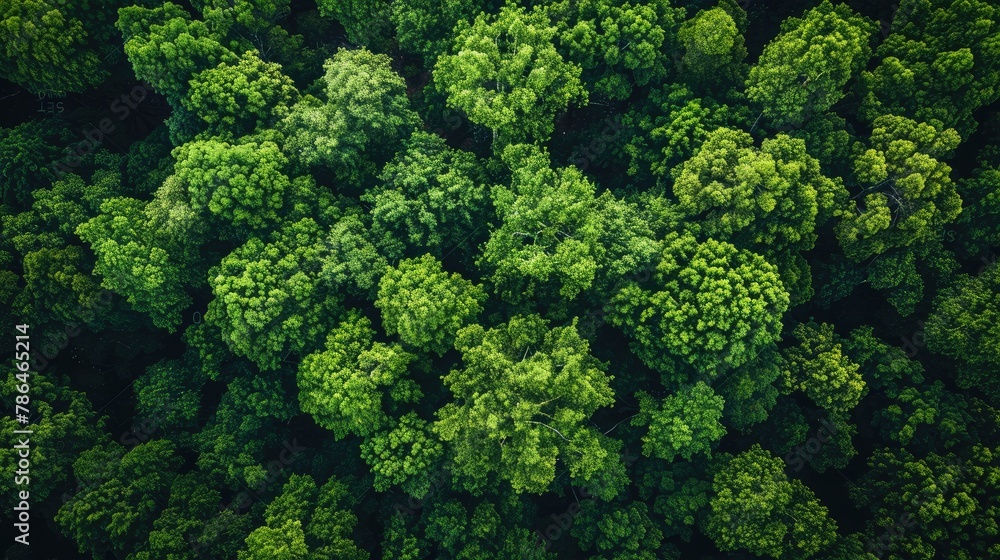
2, 0, 1000, 559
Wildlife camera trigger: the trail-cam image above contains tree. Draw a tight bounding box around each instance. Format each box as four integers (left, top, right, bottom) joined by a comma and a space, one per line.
671, 127, 846, 302
280, 48, 419, 183
852, 446, 1000, 560
608, 231, 789, 382
117, 2, 237, 103
779, 321, 866, 416
676, 6, 748, 93
545, 0, 685, 100
836, 115, 962, 261
746, 1, 875, 127
0, 367, 107, 510
434, 314, 618, 495
705, 445, 838, 559
206, 218, 341, 370
0, 119, 78, 206
620, 84, 750, 184
363, 131, 491, 261
315, 0, 392, 49
632, 382, 726, 462
422, 498, 555, 559
376, 254, 486, 356
183, 49, 300, 139
481, 143, 657, 303
171, 137, 293, 234
925, 263, 1000, 405
858, 0, 1000, 139
77, 197, 197, 331
0, 0, 119, 92
359, 412, 444, 497
319, 213, 390, 300
873, 381, 976, 454
239, 474, 368, 560
434, 4, 587, 145
297, 310, 421, 439
391, 0, 486, 65
570, 500, 665, 557
133, 473, 226, 560
56, 440, 183, 559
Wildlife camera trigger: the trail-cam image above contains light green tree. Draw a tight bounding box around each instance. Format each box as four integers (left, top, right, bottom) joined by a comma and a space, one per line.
780, 321, 866, 415
434, 4, 588, 145
608, 231, 789, 380
746, 0, 875, 127
633, 381, 726, 462
706, 445, 838, 559
435, 314, 619, 495
835, 115, 962, 261
281, 48, 419, 183
206, 218, 340, 370
297, 310, 421, 439
376, 254, 486, 356
183, 50, 299, 139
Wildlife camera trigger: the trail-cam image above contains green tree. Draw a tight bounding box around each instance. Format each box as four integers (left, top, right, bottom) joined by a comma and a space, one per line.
481, 143, 657, 303
620, 84, 750, 184
183, 49, 300, 139
280, 48, 419, 183
676, 6, 747, 93
435, 314, 618, 495
297, 310, 421, 439
671, 127, 846, 302
359, 412, 444, 497
0, 0, 119, 92
706, 445, 838, 559
206, 218, 340, 370
239, 474, 368, 560
117, 2, 237, 103
608, 231, 789, 381
56, 440, 183, 559
858, 0, 1000, 139
434, 4, 587, 145
836, 115, 962, 261
874, 381, 976, 454
315, 0, 392, 49
546, 0, 685, 100
632, 382, 726, 462
319, 213, 390, 300
77, 196, 198, 331
746, 0, 875, 127
853, 446, 1000, 560
0, 119, 77, 206
391, 0, 486, 65
171, 137, 296, 234
570, 500, 665, 558
376, 254, 486, 356
364, 131, 491, 261
925, 263, 1000, 405
779, 321, 866, 416
0, 367, 107, 510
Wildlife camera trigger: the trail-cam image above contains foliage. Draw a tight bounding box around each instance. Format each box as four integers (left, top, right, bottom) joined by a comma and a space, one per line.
434, 4, 588, 145
746, 1, 875, 127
